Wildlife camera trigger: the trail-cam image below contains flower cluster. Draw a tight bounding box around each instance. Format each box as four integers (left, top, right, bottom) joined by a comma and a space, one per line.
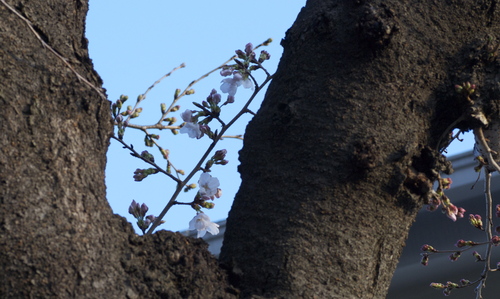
185, 172, 223, 238
133, 168, 159, 182
114, 41, 272, 236
220, 71, 253, 98
204, 149, 228, 170
420, 239, 482, 267
219, 42, 271, 100
426, 177, 465, 222
128, 200, 163, 234
429, 280, 466, 296
111, 95, 130, 140
178, 42, 273, 140
469, 214, 483, 230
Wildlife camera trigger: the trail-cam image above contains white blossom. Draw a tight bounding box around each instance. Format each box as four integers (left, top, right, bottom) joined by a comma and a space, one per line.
198, 172, 220, 198
189, 213, 219, 238
179, 109, 202, 139
220, 72, 253, 97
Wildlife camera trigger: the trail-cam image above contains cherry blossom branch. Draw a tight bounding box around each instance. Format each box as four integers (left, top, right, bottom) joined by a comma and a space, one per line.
123, 64, 186, 125
126, 39, 272, 131
221, 135, 244, 140
111, 136, 181, 184
146, 74, 273, 234
156, 56, 238, 124
475, 170, 494, 298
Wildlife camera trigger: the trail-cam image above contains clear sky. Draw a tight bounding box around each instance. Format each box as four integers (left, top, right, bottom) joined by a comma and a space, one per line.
86, 1, 475, 234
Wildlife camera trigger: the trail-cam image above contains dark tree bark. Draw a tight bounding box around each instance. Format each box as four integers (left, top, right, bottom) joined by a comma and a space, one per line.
220, 0, 500, 298
0, 1, 233, 298
1, 0, 500, 298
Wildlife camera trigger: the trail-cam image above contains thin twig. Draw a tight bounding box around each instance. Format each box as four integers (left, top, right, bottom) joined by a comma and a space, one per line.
475, 170, 493, 299
124, 123, 180, 131
156, 55, 238, 124
474, 127, 500, 173
1, 0, 107, 100
123, 64, 186, 125
142, 64, 186, 100
111, 136, 181, 184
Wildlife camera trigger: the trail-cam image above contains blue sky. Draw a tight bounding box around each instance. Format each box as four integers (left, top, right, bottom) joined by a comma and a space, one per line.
86, 1, 475, 234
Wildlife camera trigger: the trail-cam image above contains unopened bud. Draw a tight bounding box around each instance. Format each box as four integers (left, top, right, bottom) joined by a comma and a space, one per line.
421, 244, 438, 253
259, 50, 271, 62
140, 150, 155, 163
473, 251, 483, 262
235, 49, 246, 59
160, 103, 167, 114
430, 282, 446, 289
161, 148, 169, 160
460, 279, 470, 286
213, 149, 227, 160
186, 89, 195, 95
205, 160, 214, 170
262, 38, 272, 46
421, 253, 429, 266
449, 251, 461, 262
245, 43, 253, 56
469, 214, 483, 230
203, 202, 215, 209
440, 178, 452, 189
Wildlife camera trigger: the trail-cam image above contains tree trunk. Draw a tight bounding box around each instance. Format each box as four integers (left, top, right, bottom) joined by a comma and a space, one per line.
0, 1, 233, 298
220, 0, 500, 298
2, 0, 500, 298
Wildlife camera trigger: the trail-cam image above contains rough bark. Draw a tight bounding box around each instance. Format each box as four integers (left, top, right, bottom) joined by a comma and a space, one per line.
0, 1, 233, 298
220, 0, 500, 298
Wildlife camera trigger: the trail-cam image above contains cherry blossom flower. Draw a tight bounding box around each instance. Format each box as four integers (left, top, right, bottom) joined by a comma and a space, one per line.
179, 109, 202, 139
220, 72, 253, 97
189, 213, 220, 238
198, 172, 220, 198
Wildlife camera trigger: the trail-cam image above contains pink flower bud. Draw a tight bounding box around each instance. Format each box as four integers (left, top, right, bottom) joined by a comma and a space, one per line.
421, 244, 438, 252
245, 43, 254, 56
455, 239, 466, 248
421, 253, 429, 266
440, 178, 452, 189
140, 203, 148, 216
473, 251, 482, 262
449, 251, 461, 262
